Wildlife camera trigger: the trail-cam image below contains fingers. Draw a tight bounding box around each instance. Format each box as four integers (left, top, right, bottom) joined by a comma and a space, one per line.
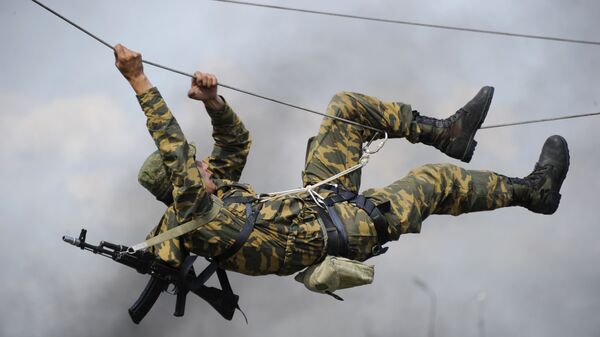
192, 71, 201, 86
187, 87, 195, 98
192, 72, 218, 88
114, 43, 141, 62
114, 43, 145, 82
187, 86, 201, 98
193, 72, 207, 87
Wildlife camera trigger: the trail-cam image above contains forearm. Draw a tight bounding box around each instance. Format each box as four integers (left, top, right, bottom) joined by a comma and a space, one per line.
128, 74, 153, 95
206, 100, 252, 181
138, 88, 212, 219
114, 44, 211, 217
114, 44, 152, 95
203, 95, 225, 111
205, 96, 238, 126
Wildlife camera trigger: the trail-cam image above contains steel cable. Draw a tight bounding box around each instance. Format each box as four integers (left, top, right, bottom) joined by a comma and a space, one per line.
31, 0, 600, 131
209, 0, 600, 47
30, 0, 384, 133
480, 111, 600, 129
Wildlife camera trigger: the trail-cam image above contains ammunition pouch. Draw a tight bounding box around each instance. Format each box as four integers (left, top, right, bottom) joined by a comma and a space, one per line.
297, 186, 391, 299
294, 256, 374, 300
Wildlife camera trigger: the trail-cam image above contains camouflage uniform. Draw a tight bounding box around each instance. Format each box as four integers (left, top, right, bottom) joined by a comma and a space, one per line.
138, 88, 513, 277
139, 88, 323, 276
304, 92, 513, 254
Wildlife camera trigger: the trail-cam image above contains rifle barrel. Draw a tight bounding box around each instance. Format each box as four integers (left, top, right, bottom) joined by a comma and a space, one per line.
62, 235, 80, 246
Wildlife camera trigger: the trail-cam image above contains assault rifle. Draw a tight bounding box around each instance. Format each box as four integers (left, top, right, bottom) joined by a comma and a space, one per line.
62, 228, 240, 324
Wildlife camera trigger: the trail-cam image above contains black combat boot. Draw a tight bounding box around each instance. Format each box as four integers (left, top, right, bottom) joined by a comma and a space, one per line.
412, 86, 494, 163
509, 135, 570, 214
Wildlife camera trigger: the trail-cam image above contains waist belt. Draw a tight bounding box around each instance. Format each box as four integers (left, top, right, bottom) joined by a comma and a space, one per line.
318, 186, 391, 258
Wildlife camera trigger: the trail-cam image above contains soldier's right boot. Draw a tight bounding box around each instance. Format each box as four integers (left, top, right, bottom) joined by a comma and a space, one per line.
508, 135, 570, 214
410, 86, 494, 163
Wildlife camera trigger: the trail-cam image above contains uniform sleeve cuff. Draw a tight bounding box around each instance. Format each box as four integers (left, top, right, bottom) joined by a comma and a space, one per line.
136, 87, 161, 109
206, 96, 235, 126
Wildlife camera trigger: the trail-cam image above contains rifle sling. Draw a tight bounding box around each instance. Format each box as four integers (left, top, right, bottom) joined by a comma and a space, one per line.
128, 195, 223, 253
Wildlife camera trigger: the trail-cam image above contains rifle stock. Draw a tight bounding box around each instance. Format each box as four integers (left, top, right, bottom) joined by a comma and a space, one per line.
191, 286, 238, 320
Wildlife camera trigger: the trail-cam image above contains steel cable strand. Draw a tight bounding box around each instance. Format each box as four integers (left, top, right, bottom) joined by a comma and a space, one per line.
30, 0, 600, 132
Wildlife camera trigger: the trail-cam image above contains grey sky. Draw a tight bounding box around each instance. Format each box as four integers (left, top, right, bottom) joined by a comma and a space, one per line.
1, 0, 599, 336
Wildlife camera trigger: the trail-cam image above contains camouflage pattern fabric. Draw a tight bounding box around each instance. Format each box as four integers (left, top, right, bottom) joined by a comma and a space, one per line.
303, 92, 513, 260
362, 164, 512, 240
137, 88, 515, 276
138, 88, 324, 276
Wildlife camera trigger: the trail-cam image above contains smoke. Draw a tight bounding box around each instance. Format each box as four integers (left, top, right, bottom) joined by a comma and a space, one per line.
1, 0, 599, 336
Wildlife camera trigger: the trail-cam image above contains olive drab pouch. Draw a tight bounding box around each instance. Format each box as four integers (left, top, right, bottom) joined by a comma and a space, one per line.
294, 256, 374, 298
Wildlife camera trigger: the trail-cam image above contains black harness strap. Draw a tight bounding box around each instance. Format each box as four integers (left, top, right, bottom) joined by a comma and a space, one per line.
322, 186, 391, 258
315, 206, 348, 257
218, 198, 259, 261
322, 203, 350, 258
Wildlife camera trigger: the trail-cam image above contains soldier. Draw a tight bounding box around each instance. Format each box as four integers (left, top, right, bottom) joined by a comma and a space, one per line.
114, 43, 569, 279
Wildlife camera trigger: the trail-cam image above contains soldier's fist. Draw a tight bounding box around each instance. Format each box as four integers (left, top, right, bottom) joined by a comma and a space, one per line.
188, 71, 219, 102
114, 44, 144, 81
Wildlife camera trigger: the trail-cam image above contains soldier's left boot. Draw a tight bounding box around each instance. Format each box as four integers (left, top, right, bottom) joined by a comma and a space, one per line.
411, 86, 494, 163
508, 135, 570, 214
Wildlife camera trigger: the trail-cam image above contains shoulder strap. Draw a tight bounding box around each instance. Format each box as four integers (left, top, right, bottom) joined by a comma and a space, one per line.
216, 202, 260, 261
223, 195, 257, 206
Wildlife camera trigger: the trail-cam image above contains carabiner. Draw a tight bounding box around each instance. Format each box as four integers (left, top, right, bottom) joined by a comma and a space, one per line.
363, 132, 388, 155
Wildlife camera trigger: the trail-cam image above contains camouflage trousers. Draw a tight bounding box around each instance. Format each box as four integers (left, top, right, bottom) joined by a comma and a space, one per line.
303, 92, 514, 245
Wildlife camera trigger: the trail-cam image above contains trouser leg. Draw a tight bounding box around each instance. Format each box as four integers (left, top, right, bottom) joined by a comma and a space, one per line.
362, 163, 513, 240
302, 88, 494, 192
302, 91, 416, 191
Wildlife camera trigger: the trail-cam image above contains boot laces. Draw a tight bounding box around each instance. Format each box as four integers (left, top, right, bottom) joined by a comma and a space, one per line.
445, 110, 463, 125
413, 110, 463, 128
524, 163, 551, 187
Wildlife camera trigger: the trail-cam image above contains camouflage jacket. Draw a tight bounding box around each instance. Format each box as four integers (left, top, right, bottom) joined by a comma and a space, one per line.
138, 88, 378, 276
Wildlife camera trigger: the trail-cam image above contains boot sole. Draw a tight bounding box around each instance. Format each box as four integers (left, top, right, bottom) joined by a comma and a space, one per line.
556, 135, 571, 183
458, 87, 494, 163
545, 135, 570, 214
529, 192, 561, 214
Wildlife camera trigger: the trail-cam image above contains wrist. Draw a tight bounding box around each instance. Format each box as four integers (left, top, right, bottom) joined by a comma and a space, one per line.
128, 74, 153, 95
202, 96, 225, 111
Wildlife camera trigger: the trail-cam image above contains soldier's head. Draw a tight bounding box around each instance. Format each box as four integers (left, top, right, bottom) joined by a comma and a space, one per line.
137, 147, 216, 206
138, 150, 174, 205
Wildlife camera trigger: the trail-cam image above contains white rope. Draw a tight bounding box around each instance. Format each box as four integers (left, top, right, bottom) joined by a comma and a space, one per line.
260, 132, 388, 204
